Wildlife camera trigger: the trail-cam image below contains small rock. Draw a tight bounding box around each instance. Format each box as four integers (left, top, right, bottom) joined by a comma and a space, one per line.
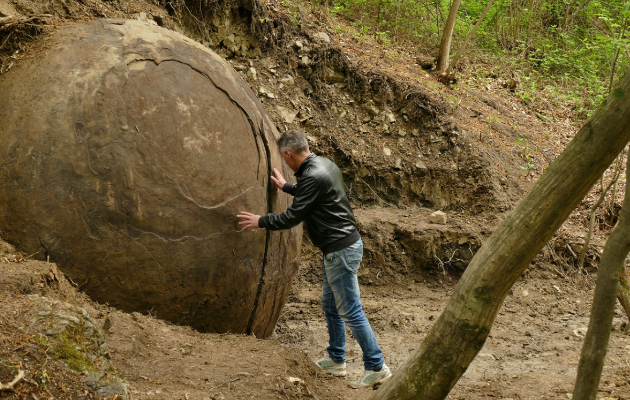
499, 176, 507, 185
323, 67, 345, 83
277, 106, 298, 124
415, 161, 427, 170
351, 149, 360, 158
383, 147, 392, 156
339, 111, 347, 119
293, 40, 303, 49
265, 92, 275, 99
260, 57, 277, 69
412, 129, 420, 137
466, 177, 475, 184
223, 34, 235, 47
429, 211, 447, 224
397, 129, 407, 137
363, 102, 379, 116
394, 158, 402, 170
279, 75, 295, 86
386, 112, 396, 123
299, 56, 310, 67
257, 86, 267, 96
382, 123, 390, 133
247, 67, 257, 80
311, 32, 330, 44
306, 136, 317, 143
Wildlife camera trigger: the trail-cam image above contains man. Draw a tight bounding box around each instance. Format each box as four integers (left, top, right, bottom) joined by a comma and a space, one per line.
237, 130, 391, 388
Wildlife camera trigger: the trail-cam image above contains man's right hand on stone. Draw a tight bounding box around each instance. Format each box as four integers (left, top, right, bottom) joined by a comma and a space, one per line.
270, 168, 287, 190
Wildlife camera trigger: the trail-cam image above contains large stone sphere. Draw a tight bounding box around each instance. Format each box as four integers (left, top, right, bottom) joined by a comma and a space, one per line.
0, 19, 301, 337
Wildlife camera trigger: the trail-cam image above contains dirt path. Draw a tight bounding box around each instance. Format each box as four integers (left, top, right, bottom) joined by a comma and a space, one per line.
277, 265, 630, 399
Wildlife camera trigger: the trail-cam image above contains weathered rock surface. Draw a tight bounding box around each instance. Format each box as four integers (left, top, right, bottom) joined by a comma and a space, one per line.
0, 20, 301, 338
26, 295, 126, 397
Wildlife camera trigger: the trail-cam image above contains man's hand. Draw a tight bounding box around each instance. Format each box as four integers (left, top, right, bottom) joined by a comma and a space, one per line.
270, 168, 287, 190
237, 211, 261, 231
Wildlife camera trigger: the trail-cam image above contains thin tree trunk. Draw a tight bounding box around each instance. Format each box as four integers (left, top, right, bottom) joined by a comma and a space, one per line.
370, 70, 630, 400
573, 155, 630, 400
444, 0, 496, 76
618, 266, 630, 320
436, 0, 463, 73
579, 160, 621, 269
568, 0, 592, 31
562, 0, 579, 30
608, 18, 627, 94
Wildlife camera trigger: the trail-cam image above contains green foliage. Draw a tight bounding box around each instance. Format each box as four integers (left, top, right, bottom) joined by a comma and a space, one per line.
322, 0, 630, 119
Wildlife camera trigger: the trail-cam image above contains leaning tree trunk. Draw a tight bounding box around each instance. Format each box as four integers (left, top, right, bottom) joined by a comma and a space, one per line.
435, 0, 463, 73
573, 155, 630, 399
370, 73, 630, 400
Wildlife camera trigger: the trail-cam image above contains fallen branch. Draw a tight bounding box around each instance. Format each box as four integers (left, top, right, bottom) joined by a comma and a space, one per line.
0, 369, 25, 390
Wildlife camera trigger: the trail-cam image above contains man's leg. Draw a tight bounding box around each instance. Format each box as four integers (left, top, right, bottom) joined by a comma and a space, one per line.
324, 239, 384, 371
321, 254, 347, 363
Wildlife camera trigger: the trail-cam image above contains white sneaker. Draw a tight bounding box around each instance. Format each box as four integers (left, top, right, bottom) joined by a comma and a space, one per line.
315, 354, 347, 377
352, 364, 392, 388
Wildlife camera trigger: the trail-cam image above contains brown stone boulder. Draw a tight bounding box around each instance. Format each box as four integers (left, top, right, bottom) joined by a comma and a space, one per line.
0, 19, 301, 338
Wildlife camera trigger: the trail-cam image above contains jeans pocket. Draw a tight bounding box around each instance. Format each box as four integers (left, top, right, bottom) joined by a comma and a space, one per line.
343, 248, 362, 273
324, 252, 341, 269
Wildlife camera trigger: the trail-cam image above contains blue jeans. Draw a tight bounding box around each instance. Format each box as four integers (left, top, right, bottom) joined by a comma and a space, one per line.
321, 239, 384, 371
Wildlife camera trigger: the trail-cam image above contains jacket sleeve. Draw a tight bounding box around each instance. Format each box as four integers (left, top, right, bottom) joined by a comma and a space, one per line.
259, 175, 320, 230
282, 183, 298, 196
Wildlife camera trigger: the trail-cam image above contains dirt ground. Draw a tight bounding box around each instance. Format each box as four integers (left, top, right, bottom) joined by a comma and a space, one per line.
1, 241, 630, 400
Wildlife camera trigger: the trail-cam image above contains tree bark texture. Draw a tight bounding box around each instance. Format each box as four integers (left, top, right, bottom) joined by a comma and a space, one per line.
435, 0, 462, 73
573, 156, 630, 399
618, 266, 630, 320
370, 73, 630, 400
445, 0, 496, 76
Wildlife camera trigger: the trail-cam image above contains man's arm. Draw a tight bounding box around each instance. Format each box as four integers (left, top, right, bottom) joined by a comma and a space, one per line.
258, 174, 320, 230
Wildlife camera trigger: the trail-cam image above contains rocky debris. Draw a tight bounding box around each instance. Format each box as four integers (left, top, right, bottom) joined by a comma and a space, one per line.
363, 101, 380, 116
383, 147, 392, 156
429, 211, 447, 225
247, 66, 257, 80
26, 295, 126, 397
415, 160, 427, 172
394, 158, 402, 170
280, 75, 295, 85
323, 67, 345, 83
132, 12, 157, 25
299, 55, 311, 67
397, 129, 408, 137
310, 32, 330, 44
277, 106, 298, 124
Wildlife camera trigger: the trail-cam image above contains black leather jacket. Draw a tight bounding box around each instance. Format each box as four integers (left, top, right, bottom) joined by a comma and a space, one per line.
258, 153, 360, 254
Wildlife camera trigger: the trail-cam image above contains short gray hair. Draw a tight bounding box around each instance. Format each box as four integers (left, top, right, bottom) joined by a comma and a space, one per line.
277, 129, 309, 154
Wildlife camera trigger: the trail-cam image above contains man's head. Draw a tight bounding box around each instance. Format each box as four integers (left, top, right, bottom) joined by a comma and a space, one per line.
277, 129, 311, 172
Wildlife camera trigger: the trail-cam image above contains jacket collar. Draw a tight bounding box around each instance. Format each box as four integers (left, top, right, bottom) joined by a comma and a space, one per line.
294, 152, 317, 177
